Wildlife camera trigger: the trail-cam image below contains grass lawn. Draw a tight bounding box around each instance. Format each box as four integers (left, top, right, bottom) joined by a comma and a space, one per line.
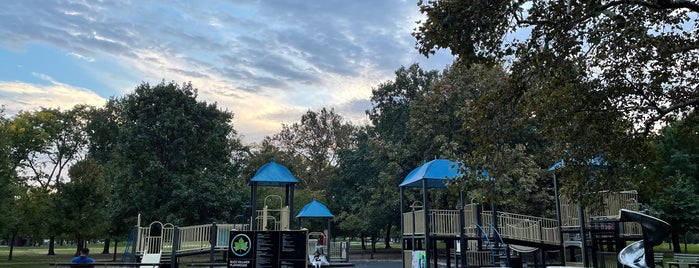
654, 242, 699, 254
0, 244, 124, 268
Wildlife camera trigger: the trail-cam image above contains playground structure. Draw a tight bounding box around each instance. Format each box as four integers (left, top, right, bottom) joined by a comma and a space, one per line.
617, 209, 671, 268
120, 159, 349, 267
400, 159, 659, 268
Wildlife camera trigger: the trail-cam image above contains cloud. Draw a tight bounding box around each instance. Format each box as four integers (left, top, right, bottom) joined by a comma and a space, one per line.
0, 0, 455, 143
0, 80, 106, 115
67, 52, 95, 62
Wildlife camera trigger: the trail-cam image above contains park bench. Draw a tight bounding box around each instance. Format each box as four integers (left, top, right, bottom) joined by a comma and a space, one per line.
655, 252, 665, 268
667, 253, 699, 268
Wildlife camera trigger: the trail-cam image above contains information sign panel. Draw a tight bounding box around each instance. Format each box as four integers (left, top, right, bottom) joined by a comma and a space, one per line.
228, 230, 307, 268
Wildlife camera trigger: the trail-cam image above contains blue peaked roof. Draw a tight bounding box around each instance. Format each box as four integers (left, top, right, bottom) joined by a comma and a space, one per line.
296, 199, 334, 218
249, 159, 298, 186
399, 159, 463, 188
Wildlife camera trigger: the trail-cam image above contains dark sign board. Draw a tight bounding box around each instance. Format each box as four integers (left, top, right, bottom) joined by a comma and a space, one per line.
228, 230, 307, 268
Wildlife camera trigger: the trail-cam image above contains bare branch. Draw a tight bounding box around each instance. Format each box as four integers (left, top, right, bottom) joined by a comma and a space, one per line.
642, 97, 699, 135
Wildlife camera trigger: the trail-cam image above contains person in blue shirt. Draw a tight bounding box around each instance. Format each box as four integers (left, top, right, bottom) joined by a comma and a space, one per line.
71, 248, 95, 264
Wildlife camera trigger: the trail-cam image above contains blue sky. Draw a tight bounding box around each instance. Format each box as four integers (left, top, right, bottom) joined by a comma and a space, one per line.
0, 0, 454, 143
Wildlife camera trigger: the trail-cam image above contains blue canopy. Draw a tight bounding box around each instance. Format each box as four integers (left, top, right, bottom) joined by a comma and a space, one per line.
296, 199, 334, 218
399, 159, 464, 188
249, 159, 298, 186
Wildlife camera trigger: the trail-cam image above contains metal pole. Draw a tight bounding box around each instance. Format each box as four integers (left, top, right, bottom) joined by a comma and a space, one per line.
423, 179, 431, 268
251, 183, 257, 230
210, 223, 217, 264
459, 190, 466, 268
579, 201, 589, 267
553, 173, 565, 265
400, 187, 406, 268
289, 184, 295, 230
171, 227, 179, 268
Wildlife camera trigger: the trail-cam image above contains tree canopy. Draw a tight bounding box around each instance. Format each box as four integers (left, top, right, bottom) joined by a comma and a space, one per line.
414, 0, 699, 197
103, 81, 245, 227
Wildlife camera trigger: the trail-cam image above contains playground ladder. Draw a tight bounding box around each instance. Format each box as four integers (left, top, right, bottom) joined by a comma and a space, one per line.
121, 227, 137, 263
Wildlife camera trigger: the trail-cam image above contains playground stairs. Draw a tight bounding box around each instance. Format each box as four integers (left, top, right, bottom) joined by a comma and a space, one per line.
160, 252, 172, 266
491, 246, 509, 267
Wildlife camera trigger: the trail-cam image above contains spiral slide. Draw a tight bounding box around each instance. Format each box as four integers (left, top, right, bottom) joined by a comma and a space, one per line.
618, 209, 671, 268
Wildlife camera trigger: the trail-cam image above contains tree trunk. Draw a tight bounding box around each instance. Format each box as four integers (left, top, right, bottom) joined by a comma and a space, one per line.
672, 229, 681, 253
8, 233, 16, 261
102, 239, 110, 254
48, 236, 56, 255
370, 233, 376, 259
113, 239, 118, 261
75, 238, 85, 256
361, 236, 366, 251
384, 224, 392, 249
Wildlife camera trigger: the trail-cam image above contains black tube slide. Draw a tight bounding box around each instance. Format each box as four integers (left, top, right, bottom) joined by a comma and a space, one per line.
618, 209, 671, 268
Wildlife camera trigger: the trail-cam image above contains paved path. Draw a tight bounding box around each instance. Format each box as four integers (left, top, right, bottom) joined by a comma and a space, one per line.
351, 259, 402, 268
349, 259, 450, 268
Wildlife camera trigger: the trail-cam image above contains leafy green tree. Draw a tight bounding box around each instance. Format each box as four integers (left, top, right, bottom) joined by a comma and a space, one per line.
367, 64, 442, 249
55, 158, 109, 255
5, 106, 91, 255
0, 109, 21, 260
328, 127, 376, 239
650, 173, 699, 253
7, 107, 90, 188
644, 112, 699, 252
105, 81, 245, 227
414, 0, 699, 198
0, 109, 15, 233
269, 108, 355, 191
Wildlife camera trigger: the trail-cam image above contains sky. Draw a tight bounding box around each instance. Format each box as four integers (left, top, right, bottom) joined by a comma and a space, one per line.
0, 0, 454, 143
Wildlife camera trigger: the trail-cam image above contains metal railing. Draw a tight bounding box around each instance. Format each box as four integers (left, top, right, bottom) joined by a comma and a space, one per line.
177, 224, 213, 252
429, 209, 461, 236
560, 191, 640, 228
404, 207, 559, 244
482, 211, 560, 245
402, 209, 460, 236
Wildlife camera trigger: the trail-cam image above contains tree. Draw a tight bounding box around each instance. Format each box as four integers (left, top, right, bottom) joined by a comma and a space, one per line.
55, 158, 109, 255
650, 173, 699, 253
269, 108, 355, 191
414, 0, 699, 198
4, 106, 91, 255
0, 108, 20, 260
328, 127, 376, 240
0, 109, 16, 233
105, 81, 245, 227
366, 64, 442, 249
644, 112, 699, 252
8, 107, 90, 189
